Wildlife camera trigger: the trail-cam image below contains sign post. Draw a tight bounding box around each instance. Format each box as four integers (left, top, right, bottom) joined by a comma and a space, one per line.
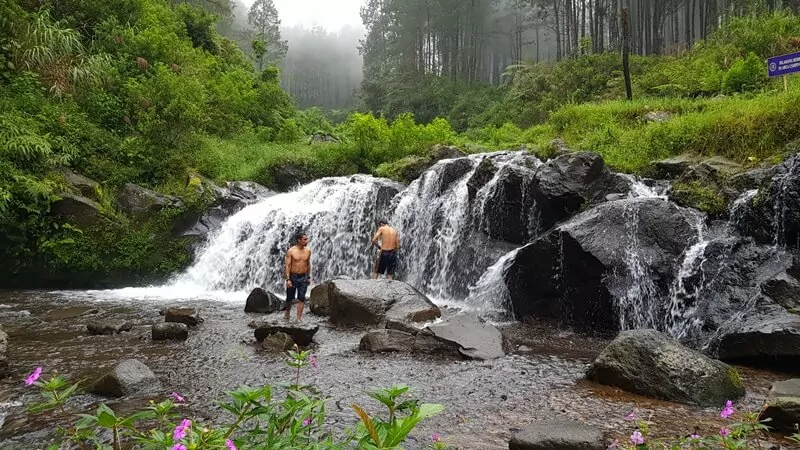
767, 51, 800, 91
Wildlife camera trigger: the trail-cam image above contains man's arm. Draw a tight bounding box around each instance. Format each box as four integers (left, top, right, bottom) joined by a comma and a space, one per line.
370, 229, 382, 249
284, 249, 292, 282
307, 249, 312, 280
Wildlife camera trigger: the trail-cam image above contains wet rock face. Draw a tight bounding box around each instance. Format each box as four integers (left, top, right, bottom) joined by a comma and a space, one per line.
504, 198, 698, 335
586, 329, 745, 407
734, 154, 800, 248
424, 313, 504, 360
51, 193, 103, 228
0, 328, 8, 378
531, 152, 631, 232
90, 359, 162, 397
165, 308, 203, 327
508, 419, 606, 450
87, 321, 133, 336
180, 181, 275, 239
326, 280, 441, 328
115, 183, 183, 220
252, 321, 319, 347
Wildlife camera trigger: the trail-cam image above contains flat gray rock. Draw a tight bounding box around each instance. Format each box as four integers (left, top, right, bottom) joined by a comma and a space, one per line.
427, 313, 504, 360
509, 419, 606, 449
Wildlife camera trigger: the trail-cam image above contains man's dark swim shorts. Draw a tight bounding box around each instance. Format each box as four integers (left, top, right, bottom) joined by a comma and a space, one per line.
285, 273, 309, 307
376, 250, 397, 275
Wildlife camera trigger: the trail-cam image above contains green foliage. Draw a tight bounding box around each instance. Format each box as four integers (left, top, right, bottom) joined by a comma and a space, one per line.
21, 347, 446, 449
722, 52, 767, 94
669, 181, 727, 216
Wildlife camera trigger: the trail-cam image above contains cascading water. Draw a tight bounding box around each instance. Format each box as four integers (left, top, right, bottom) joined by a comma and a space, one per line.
616, 199, 661, 330
665, 213, 710, 339
392, 151, 539, 303
461, 248, 520, 320
172, 175, 398, 295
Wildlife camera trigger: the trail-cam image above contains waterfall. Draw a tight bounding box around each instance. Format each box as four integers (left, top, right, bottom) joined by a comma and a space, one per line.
392, 151, 539, 302
174, 175, 395, 294
462, 248, 520, 320
665, 214, 710, 339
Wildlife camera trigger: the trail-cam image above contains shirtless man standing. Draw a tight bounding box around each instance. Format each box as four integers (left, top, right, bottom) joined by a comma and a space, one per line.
284, 232, 312, 321
370, 219, 400, 280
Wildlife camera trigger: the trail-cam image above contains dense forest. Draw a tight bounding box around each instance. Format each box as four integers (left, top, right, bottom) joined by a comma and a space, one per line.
1, 0, 800, 287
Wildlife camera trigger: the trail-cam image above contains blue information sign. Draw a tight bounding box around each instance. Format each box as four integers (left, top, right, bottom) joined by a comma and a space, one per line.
767, 51, 800, 77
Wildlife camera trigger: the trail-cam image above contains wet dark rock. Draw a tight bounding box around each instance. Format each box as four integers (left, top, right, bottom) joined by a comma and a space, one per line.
87, 320, 133, 336
424, 313, 504, 360
262, 332, 295, 351
115, 183, 183, 220
385, 319, 421, 335
327, 280, 441, 327
479, 163, 538, 244
728, 167, 774, 191
271, 164, 313, 192
437, 158, 474, 195
51, 193, 103, 228
431, 144, 468, 161
761, 379, 800, 434
505, 198, 698, 335
467, 157, 498, 201
165, 308, 202, 327
90, 359, 162, 398
180, 181, 275, 239
393, 145, 469, 184
508, 419, 606, 450
152, 322, 188, 341
0, 328, 8, 378
734, 154, 800, 248
63, 170, 100, 200
309, 282, 332, 316
244, 288, 283, 314
360, 329, 416, 353
412, 329, 462, 357
187, 173, 227, 200
711, 307, 800, 368
762, 273, 800, 311
253, 321, 319, 346
369, 177, 405, 213
586, 329, 745, 407
532, 152, 631, 231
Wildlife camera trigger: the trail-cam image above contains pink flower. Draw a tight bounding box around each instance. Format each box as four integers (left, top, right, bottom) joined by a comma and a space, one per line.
689, 433, 700, 439
173, 445, 187, 450
171, 392, 185, 403
173, 419, 191, 441
309, 354, 317, 368
630, 430, 644, 445
303, 417, 311, 426
25, 367, 42, 386
720, 400, 734, 419
225, 439, 237, 450
720, 427, 730, 437
432, 432, 440, 442
607, 439, 620, 449
624, 410, 636, 421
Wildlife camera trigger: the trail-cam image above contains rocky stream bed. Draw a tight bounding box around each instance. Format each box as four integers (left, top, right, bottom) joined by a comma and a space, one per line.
0, 290, 797, 449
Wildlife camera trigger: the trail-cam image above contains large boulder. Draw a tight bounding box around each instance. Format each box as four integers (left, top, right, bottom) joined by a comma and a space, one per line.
509, 419, 606, 450
51, 193, 104, 228
586, 329, 745, 407
760, 379, 800, 434
164, 307, 202, 327
115, 183, 183, 220
422, 313, 504, 360
271, 164, 313, 192
244, 288, 283, 314
709, 304, 800, 368
504, 198, 698, 335
734, 154, 800, 248
63, 170, 100, 200
253, 321, 319, 346
389, 145, 469, 184
309, 282, 332, 316
476, 160, 538, 244
90, 359, 162, 397
87, 320, 133, 336
359, 329, 416, 353
327, 280, 441, 327
650, 154, 742, 180
531, 152, 631, 232
152, 322, 188, 341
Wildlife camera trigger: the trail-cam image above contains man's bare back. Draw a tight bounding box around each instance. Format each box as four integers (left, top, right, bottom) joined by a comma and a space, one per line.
371, 225, 399, 251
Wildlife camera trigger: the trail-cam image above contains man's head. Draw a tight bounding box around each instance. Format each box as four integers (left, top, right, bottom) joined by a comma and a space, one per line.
294, 232, 309, 246
378, 219, 388, 227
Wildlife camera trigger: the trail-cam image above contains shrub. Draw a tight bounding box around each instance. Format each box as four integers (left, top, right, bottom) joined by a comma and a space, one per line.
21, 346, 448, 449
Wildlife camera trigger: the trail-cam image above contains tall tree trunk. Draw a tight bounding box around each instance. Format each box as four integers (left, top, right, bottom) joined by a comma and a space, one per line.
622, 6, 632, 100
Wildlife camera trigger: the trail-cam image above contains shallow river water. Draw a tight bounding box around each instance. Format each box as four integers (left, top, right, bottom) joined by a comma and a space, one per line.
0, 289, 796, 449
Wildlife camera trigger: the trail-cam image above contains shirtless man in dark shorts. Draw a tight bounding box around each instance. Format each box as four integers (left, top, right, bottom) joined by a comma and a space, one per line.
284, 232, 312, 321
370, 219, 400, 280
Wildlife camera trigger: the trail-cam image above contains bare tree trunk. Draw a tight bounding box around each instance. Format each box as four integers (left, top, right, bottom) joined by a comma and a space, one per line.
622, 6, 632, 100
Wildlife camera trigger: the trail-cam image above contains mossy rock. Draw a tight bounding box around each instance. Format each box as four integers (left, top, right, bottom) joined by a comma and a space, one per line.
669, 180, 727, 216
